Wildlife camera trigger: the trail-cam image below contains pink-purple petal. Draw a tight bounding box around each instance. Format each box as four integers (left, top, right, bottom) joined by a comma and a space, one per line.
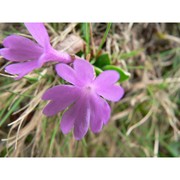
60, 102, 79, 134
89, 95, 103, 133
89, 94, 111, 133
100, 98, 111, 125
73, 96, 91, 140
43, 101, 64, 117
73, 59, 95, 85
96, 84, 124, 102
60, 95, 90, 136
5, 60, 41, 80
94, 70, 120, 87
42, 85, 81, 117
0, 35, 43, 61
42, 85, 80, 100
24, 23, 50, 49
55, 63, 81, 86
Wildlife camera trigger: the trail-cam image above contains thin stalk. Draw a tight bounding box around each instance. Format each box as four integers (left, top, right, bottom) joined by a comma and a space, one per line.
96, 23, 112, 57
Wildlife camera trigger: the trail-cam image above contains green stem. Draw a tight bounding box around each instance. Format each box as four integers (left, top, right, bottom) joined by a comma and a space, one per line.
82, 23, 90, 56
96, 23, 112, 57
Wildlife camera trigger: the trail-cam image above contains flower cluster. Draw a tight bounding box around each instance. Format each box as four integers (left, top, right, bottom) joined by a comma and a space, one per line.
0, 23, 124, 140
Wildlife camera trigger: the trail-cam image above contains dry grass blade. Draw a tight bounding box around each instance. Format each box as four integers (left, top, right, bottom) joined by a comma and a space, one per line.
126, 105, 154, 136
111, 109, 131, 121
153, 127, 159, 157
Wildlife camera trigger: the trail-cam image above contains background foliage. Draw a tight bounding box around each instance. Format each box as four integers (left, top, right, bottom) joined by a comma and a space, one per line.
0, 23, 180, 157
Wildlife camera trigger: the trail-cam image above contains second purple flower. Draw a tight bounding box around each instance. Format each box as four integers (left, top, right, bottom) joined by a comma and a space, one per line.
0, 23, 73, 79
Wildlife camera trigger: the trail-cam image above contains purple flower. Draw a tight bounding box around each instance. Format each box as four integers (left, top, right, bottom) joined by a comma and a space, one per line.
42, 59, 124, 140
0, 23, 73, 80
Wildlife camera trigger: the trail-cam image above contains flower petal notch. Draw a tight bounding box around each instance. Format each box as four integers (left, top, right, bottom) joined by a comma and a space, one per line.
0, 23, 73, 79
42, 59, 124, 140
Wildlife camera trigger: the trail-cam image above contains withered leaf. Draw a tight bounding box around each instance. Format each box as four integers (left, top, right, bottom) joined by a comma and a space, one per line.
56, 34, 85, 55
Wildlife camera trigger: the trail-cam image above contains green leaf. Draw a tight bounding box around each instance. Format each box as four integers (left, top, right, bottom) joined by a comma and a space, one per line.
102, 65, 131, 82
120, 49, 143, 60
160, 140, 180, 157
94, 66, 103, 76
94, 53, 111, 68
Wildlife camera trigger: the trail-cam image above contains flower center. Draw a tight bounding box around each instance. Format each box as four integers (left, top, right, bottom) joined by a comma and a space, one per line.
83, 84, 95, 94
